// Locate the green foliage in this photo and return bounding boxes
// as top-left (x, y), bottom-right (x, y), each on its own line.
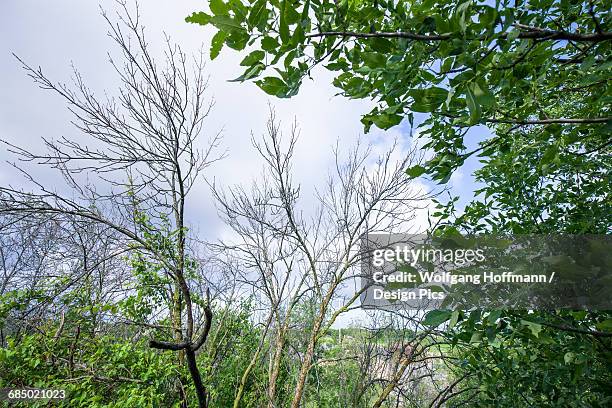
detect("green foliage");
top-left (202, 302), bottom-right (269, 407)
top-left (442, 126), bottom-right (612, 234)
top-left (0, 302), bottom-right (271, 407)
top-left (445, 310), bottom-right (612, 407)
top-left (0, 288), bottom-right (48, 326)
top-left (0, 334), bottom-right (180, 407)
top-left (422, 309), bottom-right (451, 326)
top-left (187, 0), bottom-right (611, 184)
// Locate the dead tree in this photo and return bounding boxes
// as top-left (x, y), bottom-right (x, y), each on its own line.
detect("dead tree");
top-left (0, 2), bottom-right (221, 406)
top-left (211, 112), bottom-right (433, 407)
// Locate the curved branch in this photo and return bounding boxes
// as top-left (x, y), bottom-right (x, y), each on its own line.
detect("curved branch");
top-left (148, 339), bottom-right (189, 351)
top-left (191, 291), bottom-right (213, 352)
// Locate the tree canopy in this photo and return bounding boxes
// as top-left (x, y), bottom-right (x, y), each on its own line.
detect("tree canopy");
top-left (187, 0), bottom-right (611, 187)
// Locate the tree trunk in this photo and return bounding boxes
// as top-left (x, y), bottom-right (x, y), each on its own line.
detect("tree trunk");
top-left (267, 325), bottom-right (287, 408)
top-left (186, 348), bottom-right (208, 408)
top-left (372, 349), bottom-right (412, 408)
top-left (291, 291), bottom-right (335, 408)
top-left (234, 344), bottom-right (262, 408)
top-left (290, 328), bottom-right (318, 408)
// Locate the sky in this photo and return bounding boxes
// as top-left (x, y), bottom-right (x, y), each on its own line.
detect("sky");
top-left (1, 1), bottom-right (484, 325)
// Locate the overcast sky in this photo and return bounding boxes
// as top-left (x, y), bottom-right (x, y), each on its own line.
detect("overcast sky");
top-left (1, 1), bottom-right (483, 325)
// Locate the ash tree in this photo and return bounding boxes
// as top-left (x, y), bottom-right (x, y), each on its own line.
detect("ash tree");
top-left (211, 113), bottom-right (431, 408)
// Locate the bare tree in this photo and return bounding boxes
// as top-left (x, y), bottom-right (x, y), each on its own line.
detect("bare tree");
top-left (211, 112), bottom-right (433, 407)
top-left (0, 209), bottom-right (64, 343)
top-left (0, 2), bottom-right (221, 406)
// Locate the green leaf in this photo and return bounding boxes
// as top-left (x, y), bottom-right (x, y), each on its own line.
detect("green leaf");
top-left (465, 87), bottom-right (481, 124)
top-left (291, 22), bottom-right (305, 46)
top-left (210, 31), bottom-right (227, 60)
top-left (284, 4), bottom-right (301, 25)
top-left (210, 0), bottom-right (229, 16)
top-left (540, 144), bottom-right (558, 166)
top-left (455, 1), bottom-right (472, 33)
top-left (225, 29), bottom-right (250, 50)
top-left (487, 310), bottom-right (502, 323)
top-left (240, 50), bottom-right (265, 66)
top-left (471, 82), bottom-right (495, 107)
top-left (507, 29), bottom-right (520, 42)
top-left (372, 113), bottom-right (402, 130)
top-left (210, 15), bottom-right (243, 33)
top-left (406, 165), bottom-right (427, 178)
top-left (362, 52), bottom-right (386, 68)
top-left (261, 36), bottom-right (279, 52)
top-left (248, 0), bottom-right (268, 28)
top-left (300, 0), bottom-right (311, 23)
top-left (596, 319), bottom-right (612, 332)
top-left (185, 12), bottom-right (212, 25)
top-left (279, 0), bottom-right (290, 43)
top-left (410, 87), bottom-right (448, 113)
top-left (449, 310), bottom-right (461, 329)
top-left (521, 319), bottom-right (543, 337)
top-left (256, 76), bottom-right (288, 97)
top-left (422, 309), bottom-right (452, 326)
top-left (397, 263), bottom-right (419, 274)
top-left (479, 6), bottom-right (498, 28)
top-left (230, 63), bottom-right (265, 82)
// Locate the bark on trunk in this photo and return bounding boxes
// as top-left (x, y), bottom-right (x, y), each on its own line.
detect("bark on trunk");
top-left (372, 349), bottom-right (412, 408)
top-left (291, 292), bottom-right (334, 408)
top-left (186, 348), bottom-right (208, 408)
top-left (267, 325), bottom-right (287, 408)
